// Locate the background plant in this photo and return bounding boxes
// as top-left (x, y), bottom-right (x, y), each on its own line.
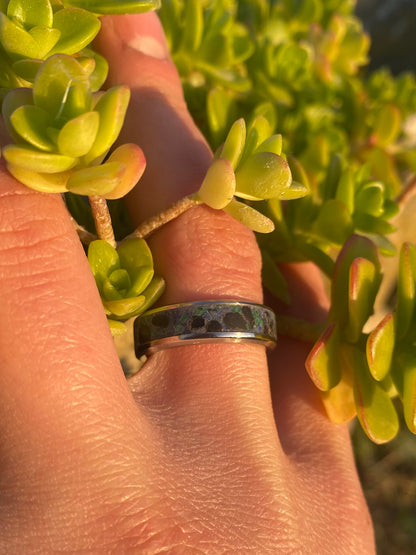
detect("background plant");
top-left (3, 0), bottom-right (416, 445)
top-left (159, 0), bottom-right (416, 444)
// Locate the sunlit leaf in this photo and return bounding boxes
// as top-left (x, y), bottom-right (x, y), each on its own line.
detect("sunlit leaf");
top-left (235, 152), bottom-right (292, 200)
top-left (219, 117), bottom-right (246, 170)
top-left (366, 312), bottom-right (395, 381)
top-left (306, 322), bottom-right (342, 391)
top-left (346, 257), bottom-right (380, 343)
top-left (350, 345), bottom-right (399, 444)
top-left (50, 7), bottom-right (101, 56)
top-left (8, 0), bottom-right (53, 28)
top-left (66, 160), bottom-right (126, 195)
top-left (117, 238), bottom-right (154, 297)
top-left (10, 104), bottom-right (55, 151)
top-left (57, 110), bottom-right (99, 157)
top-left (396, 242), bottom-right (416, 339)
top-left (84, 85), bottom-right (130, 163)
top-left (61, 0), bottom-right (161, 14)
top-left (197, 157), bottom-right (235, 209)
top-left (3, 144), bottom-right (77, 172)
top-left (102, 144), bottom-right (146, 200)
top-left (224, 198), bottom-right (274, 233)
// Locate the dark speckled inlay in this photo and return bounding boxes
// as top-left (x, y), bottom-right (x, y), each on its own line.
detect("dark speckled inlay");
top-left (134, 300), bottom-right (277, 359)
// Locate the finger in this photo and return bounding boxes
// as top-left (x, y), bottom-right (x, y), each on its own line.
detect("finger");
top-left (0, 167), bottom-right (154, 530)
top-left (96, 13), bottom-right (282, 452)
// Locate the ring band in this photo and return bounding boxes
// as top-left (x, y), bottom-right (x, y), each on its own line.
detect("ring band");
top-left (134, 300), bottom-right (277, 359)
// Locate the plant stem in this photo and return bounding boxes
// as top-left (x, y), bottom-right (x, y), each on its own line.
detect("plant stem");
top-left (126, 195), bottom-right (200, 240)
top-left (275, 314), bottom-right (325, 343)
top-left (89, 195), bottom-right (116, 248)
top-left (70, 215), bottom-right (97, 245)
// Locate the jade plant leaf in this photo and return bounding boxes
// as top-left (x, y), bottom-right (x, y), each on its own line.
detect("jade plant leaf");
top-left (50, 7), bottom-right (101, 56)
top-left (33, 54), bottom-right (89, 118)
top-left (66, 161), bottom-right (126, 195)
top-left (219, 117), bottom-right (246, 170)
top-left (2, 144), bottom-right (77, 172)
top-left (197, 157), bottom-right (236, 209)
top-left (61, 0), bottom-right (161, 14)
top-left (306, 322), bottom-right (342, 391)
top-left (345, 257), bottom-right (381, 343)
top-left (84, 85), bottom-right (130, 163)
top-left (235, 151), bottom-right (292, 200)
top-left (10, 104), bottom-right (55, 151)
top-left (366, 312), bottom-right (395, 382)
top-left (57, 110), bottom-right (99, 157)
top-left (396, 242), bottom-right (416, 339)
top-left (224, 199), bottom-right (274, 233)
top-left (102, 143), bottom-right (146, 200)
top-left (349, 344), bottom-right (399, 443)
top-left (7, 0), bottom-right (53, 28)
top-left (117, 238), bottom-right (154, 297)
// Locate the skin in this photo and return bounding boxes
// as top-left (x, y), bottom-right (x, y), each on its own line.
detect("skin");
top-left (0, 13), bottom-right (375, 554)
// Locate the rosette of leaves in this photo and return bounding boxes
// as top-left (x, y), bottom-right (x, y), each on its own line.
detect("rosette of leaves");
top-left (0, 0), bottom-right (103, 91)
top-left (194, 116), bottom-right (308, 233)
top-left (260, 154), bottom-right (399, 286)
top-left (305, 235), bottom-right (400, 444)
top-left (88, 238), bottom-right (165, 335)
top-left (2, 53), bottom-right (145, 198)
top-left (366, 242), bottom-right (416, 436)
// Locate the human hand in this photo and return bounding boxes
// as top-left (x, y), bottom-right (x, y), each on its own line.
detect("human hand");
top-left (0, 12), bottom-right (375, 553)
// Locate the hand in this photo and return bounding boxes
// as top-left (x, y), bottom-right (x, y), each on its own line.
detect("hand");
top-left (0, 13), bottom-right (375, 553)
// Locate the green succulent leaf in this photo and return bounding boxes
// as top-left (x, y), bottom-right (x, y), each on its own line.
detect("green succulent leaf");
top-left (207, 87), bottom-right (236, 148)
top-left (396, 242), bottom-right (416, 339)
top-left (306, 322), bottom-right (342, 391)
top-left (33, 54), bottom-right (89, 119)
top-left (50, 7), bottom-right (101, 56)
top-left (6, 164), bottom-right (72, 192)
top-left (12, 58), bottom-right (42, 82)
top-left (0, 13), bottom-right (42, 60)
top-left (87, 239), bottom-right (120, 294)
top-left (103, 296), bottom-right (146, 318)
top-left (10, 104), bottom-right (55, 151)
top-left (373, 104), bottom-right (402, 147)
top-left (330, 235), bottom-right (381, 328)
top-left (313, 199), bottom-right (353, 245)
top-left (66, 160), bottom-right (126, 195)
top-left (3, 144), bottom-right (77, 172)
top-left (8, 0), bottom-right (53, 28)
top-left (197, 157), bottom-right (235, 209)
top-left (139, 275), bottom-right (165, 314)
top-left (61, 0), bottom-right (161, 14)
top-left (235, 152), bottom-right (292, 200)
top-left (108, 319), bottom-right (127, 336)
top-left (57, 110), bottom-right (99, 157)
top-left (350, 345), bottom-right (399, 444)
top-left (366, 312), bottom-right (395, 382)
top-left (117, 238), bottom-right (154, 297)
top-left (241, 116), bottom-right (273, 163)
top-left (345, 257), bottom-right (381, 344)
top-left (102, 143), bottom-right (146, 200)
top-left (224, 198), bottom-right (274, 233)
top-left (84, 85), bottom-right (130, 163)
top-left (396, 348), bottom-right (416, 434)
top-left (29, 26), bottom-right (61, 58)
top-left (219, 117), bottom-right (246, 170)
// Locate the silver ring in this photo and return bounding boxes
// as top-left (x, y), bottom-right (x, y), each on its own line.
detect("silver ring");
top-left (134, 300), bottom-right (277, 359)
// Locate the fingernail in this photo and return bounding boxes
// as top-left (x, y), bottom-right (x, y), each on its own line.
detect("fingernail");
top-left (111, 13), bottom-right (170, 60)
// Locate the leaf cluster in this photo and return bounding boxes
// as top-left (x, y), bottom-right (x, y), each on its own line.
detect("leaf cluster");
top-left (160, 0), bottom-right (416, 442)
